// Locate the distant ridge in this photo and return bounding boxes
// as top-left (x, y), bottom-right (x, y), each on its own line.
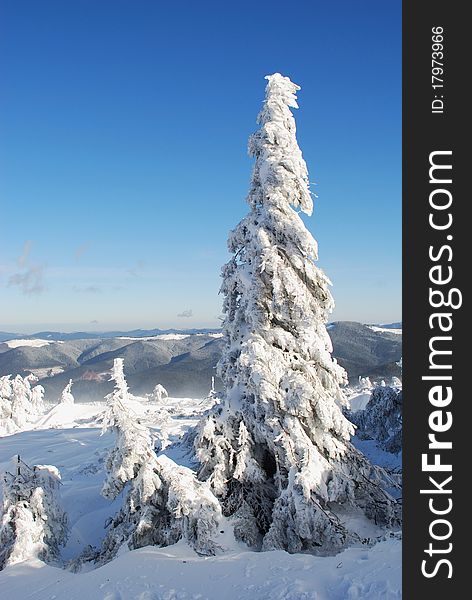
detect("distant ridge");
top-left (0, 332), bottom-right (19, 343)
top-left (0, 328), bottom-right (222, 343)
top-left (0, 322), bottom-right (401, 400)
top-left (0, 323), bottom-right (402, 343)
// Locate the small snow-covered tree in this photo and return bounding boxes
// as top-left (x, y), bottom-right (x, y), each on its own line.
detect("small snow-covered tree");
top-left (97, 359), bottom-right (221, 564)
top-left (358, 376), bottom-right (372, 390)
top-left (196, 376), bottom-right (220, 415)
top-left (153, 408), bottom-right (172, 453)
top-left (10, 376), bottom-right (33, 427)
top-left (195, 73), bottom-right (400, 553)
top-left (149, 383), bottom-right (168, 403)
top-left (146, 383), bottom-right (171, 450)
top-left (0, 375), bottom-right (12, 401)
top-left (0, 374), bottom-right (45, 434)
top-left (0, 457), bottom-right (68, 569)
top-left (59, 380), bottom-right (74, 405)
top-left (30, 383), bottom-right (45, 413)
top-left (0, 377), bottom-right (14, 434)
top-left (101, 359), bottom-right (153, 499)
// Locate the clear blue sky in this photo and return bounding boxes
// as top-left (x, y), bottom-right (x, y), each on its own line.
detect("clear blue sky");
top-left (0, 0), bottom-right (401, 333)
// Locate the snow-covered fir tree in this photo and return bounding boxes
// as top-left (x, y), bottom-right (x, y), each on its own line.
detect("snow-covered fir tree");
top-left (97, 359), bottom-right (221, 564)
top-left (195, 73), bottom-right (400, 553)
top-left (153, 408), bottom-right (172, 453)
top-left (0, 457), bottom-right (68, 569)
top-left (10, 375), bottom-right (35, 427)
top-left (0, 375), bottom-right (13, 402)
top-left (350, 386), bottom-right (402, 454)
top-left (0, 374), bottom-right (45, 434)
top-left (60, 380), bottom-right (74, 405)
top-left (30, 384), bottom-right (45, 412)
top-left (21, 374), bottom-right (44, 417)
top-left (101, 359), bottom-right (154, 500)
top-left (0, 376), bottom-right (14, 435)
top-left (145, 383), bottom-right (171, 450)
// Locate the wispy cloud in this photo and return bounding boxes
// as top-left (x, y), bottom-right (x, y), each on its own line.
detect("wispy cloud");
top-left (127, 259), bottom-right (146, 278)
top-left (177, 309), bottom-right (193, 318)
top-left (18, 241), bottom-right (32, 267)
top-left (9, 264), bottom-right (45, 295)
top-left (75, 243), bottom-right (89, 260)
top-left (72, 285), bottom-right (102, 294)
top-left (8, 242), bottom-right (46, 295)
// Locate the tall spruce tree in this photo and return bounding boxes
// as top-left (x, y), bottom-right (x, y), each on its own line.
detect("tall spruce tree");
top-left (195, 73), bottom-right (400, 553)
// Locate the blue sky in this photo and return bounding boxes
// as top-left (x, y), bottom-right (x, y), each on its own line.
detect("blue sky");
top-left (0, 0), bottom-right (401, 333)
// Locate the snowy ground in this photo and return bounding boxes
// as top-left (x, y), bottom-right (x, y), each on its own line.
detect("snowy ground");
top-left (0, 397), bottom-right (401, 600)
top-left (1, 538), bottom-right (401, 600)
top-left (367, 326), bottom-right (402, 336)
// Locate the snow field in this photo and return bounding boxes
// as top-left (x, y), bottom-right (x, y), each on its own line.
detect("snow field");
top-left (0, 538), bottom-right (401, 600)
top-left (0, 397), bottom-right (401, 599)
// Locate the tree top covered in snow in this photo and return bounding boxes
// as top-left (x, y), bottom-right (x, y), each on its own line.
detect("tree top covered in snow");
top-left (248, 72), bottom-right (313, 217)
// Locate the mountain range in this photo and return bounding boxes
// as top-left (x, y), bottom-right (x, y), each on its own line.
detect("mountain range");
top-left (0, 322), bottom-right (402, 402)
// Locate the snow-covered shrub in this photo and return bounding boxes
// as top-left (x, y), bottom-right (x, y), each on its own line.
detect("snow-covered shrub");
top-left (10, 376), bottom-right (34, 427)
top-left (194, 73), bottom-right (400, 554)
top-left (97, 359), bottom-right (221, 565)
top-left (146, 383), bottom-right (171, 450)
top-left (0, 377), bottom-right (15, 435)
top-left (27, 374), bottom-right (45, 413)
top-left (358, 376), bottom-right (372, 390)
top-left (0, 374), bottom-right (45, 435)
top-left (0, 458), bottom-right (68, 569)
top-left (148, 383), bottom-right (168, 403)
top-left (100, 453), bottom-right (221, 564)
top-left (350, 386), bottom-right (402, 454)
top-left (60, 380), bottom-right (74, 405)
top-left (153, 408), bottom-right (172, 453)
top-left (0, 375), bottom-right (13, 402)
